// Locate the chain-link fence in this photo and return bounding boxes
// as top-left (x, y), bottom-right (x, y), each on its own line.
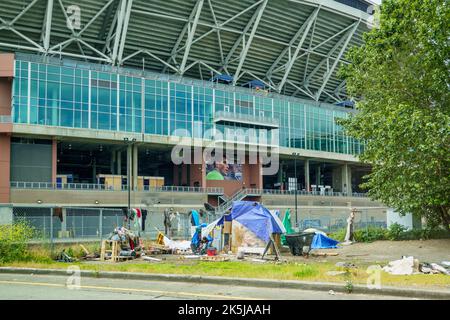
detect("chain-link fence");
top-left (12, 206), bottom-right (386, 242)
top-left (279, 207), bottom-right (387, 233)
top-left (12, 206), bottom-right (221, 243)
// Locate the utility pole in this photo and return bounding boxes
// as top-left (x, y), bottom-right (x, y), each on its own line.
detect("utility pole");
top-left (292, 152), bottom-right (300, 229)
top-left (124, 137), bottom-right (137, 229)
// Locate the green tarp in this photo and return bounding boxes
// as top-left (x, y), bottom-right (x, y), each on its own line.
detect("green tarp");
top-left (281, 209), bottom-right (295, 245)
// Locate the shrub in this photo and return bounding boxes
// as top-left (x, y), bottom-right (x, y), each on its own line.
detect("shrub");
top-left (0, 221), bottom-right (35, 263)
top-left (353, 227), bottom-right (388, 243)
top-left (387, 223), bottom-right (408, 241)
top-left (329, 229), bottom-right (346, 242)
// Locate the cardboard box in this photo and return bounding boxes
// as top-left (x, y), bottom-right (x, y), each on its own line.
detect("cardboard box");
top-left (223, 221), bottom-right (232, 234)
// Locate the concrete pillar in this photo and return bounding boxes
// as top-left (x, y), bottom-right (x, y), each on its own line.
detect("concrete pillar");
top-left (117, 151), bottom-right (122, 176)
top-left (342, 164), bottom-right (352, 195)
top-left (61, 208), bottom-right (67, 232)
top-left (92, 159), bottom-right (97, 183)
top-left (0, 205), bottom-right (13, 224)
top-left (315, 165), bottom-right (321, 186)
top-left (111, 151), bottom-right (116, 175)
top-left (52, 139), bottom-right (57, 183)
top-left (133, 145), bottom-right (138, 191)
top-left (0, 135), bottom-right (10, 203)
top-left (304, 159), bottom-right (310, 191)
top-left (332, 166), bottom-right (342, 192)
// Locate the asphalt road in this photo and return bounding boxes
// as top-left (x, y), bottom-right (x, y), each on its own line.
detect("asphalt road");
top-left (0, 273), bottom-right (419, 300)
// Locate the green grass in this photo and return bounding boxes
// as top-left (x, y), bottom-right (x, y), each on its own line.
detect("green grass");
top-left (1, 242), bottom-right (449, 290)
top-left (2, 259), bottom-right (449, 290)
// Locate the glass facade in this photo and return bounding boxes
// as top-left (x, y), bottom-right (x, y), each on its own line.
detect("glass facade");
top-left (12, 57), bottom-right (364, 155)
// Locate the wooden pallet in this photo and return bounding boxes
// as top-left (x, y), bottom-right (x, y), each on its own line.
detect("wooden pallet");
top-left (200, 256), bottom-right (230, 262)
top-left (100, 240), bottom-right (120, 262)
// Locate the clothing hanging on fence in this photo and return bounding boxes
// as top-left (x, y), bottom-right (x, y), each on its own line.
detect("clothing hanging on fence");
top-left (53, 207), bottom-right (63, 222)
top-left (141, 209), bottom-right (148, 231)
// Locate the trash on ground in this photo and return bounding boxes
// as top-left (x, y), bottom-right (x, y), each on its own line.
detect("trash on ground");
top-left (326, 271), bottom-right (347, 276)
top-left (335, 262), bottom-right (357, 269)
top-left (55, 249), bottom-right (75, 263)
top-left (383, 256), bottom-right (418, 275)
top-left (310, 251), bottom-right (339, 257)
top-left (143, 256), bottom-right (162, 262)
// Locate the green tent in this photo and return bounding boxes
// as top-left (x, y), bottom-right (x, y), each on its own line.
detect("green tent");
top-left (281, 209), bottom-right (295, 245)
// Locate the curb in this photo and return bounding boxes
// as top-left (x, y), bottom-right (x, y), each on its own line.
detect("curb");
top-left (0, 267), bottom-right (448, 299)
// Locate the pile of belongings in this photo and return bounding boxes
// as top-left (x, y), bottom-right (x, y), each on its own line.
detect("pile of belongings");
top-left (382, 256), bottom-right (450, 275)
top-left (191, 223), bottom-right (213, 255)
top-left (108, 226), bottom-right (142, 258)
top-left (55, 249), bottom-right (75, 263)
top-left (303, 228), bottom-right (340, 250)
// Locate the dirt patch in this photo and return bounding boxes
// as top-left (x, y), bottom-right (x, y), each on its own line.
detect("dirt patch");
top-left (285, 239), bottom-right (450, 264)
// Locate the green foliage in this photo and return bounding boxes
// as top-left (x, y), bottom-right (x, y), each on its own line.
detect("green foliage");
top-left (329, 229), bottom-right (347, 242)
top-left (354, 227), bottom-right (388, 243)
top-left (338, 0), bottom-right (450, 229)
top-left (386, 223), bottom-right (408, 241)
top-left (330, 225), bottom-right (449, 243)
top-left (0, 221), bottom-right (35, 263)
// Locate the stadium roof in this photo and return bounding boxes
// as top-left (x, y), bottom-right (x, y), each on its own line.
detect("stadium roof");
top-left (0, 0), bottom-right (375, 103)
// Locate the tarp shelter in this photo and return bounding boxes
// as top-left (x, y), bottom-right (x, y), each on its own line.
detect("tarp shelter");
top-left (281, 209), bottom-right (295, 245)
top-left (310, 233), bottom-right (339, 249)
top-left (218, 201), bottom-right (284, 243)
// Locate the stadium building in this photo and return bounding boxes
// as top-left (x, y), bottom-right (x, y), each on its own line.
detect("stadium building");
top-left (0, 0), bottom-right (388, 239)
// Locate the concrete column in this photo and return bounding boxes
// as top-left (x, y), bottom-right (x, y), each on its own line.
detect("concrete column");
top-left (117, 151), bottom-right (122, 176)
top-left (111, 151), bottom-right (116, 175)
top-left (304, 159), bottom-right (310, 191)
top-left (52, 139), bottom-right (57, 183)
top-left (133, 145), bottom-right (138, 191)
top-left (61, 208), bottom-right (67, 232)
top-left (342, 164), bottom-right (352, 195)
top-left (0, 135), bottom-right (11, 203)
top-left (92, 159), bottom-right (97, 183)
top-left (315, 165), bottom-right (321, 186)
top-left (0, 205), bottom-right (13, 224)
top-left (332, 166), bottom-right (342, 192)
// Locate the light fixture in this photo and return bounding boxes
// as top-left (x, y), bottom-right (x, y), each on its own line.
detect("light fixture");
top-left (99, 145), bottom-right (103, 152)
top-left (68, 144), bottom-right (72, 150)
top-left (36, 200), bottom-right (43, 204)
top-left (95, 200), bottom-right (99, 204)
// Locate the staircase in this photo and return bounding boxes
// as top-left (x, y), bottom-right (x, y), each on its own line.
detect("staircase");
top-left (215, 188), bottom-right (250, 216)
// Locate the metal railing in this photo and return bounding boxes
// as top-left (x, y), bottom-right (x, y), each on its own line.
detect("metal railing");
top-left (11, 181), bottom-right (224, 194)
top-left (0, 115), bottom-right (12, 123)
top-left (214, 111), bottom-right (279, 127)
top-left (262, 189), bottom-right (368, 197)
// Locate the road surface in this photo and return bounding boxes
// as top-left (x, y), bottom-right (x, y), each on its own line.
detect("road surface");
top-left (0, 273), bottom-right (418, 300)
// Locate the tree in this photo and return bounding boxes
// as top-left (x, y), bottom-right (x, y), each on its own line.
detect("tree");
top-left (339, 0), bottom-right (450, 230)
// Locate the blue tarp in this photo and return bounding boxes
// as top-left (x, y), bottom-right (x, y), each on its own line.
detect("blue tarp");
top-left (211, 74), bottom-right (233, 83)
top-left (191, 223), bottom-right (207, 246)
top-left (191, 210), bottom-right (200, 226)
top-left (242, 79), bottom-right (266, 88)
top-left (218, 201), bottom-right (283, 243)
top-left (311, 233), bottom-right (339, 249)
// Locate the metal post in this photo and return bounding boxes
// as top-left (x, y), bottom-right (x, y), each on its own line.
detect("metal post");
top-left (128, 145), bottom-right (131, 229)
top-left (294, 156), bottom-right (298, 228)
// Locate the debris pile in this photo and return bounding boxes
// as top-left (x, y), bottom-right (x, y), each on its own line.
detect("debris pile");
top-left (383, 256), bottom-right (450, 275)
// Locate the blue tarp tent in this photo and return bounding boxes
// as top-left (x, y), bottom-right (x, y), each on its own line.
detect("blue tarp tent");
top-left (311, 233), bottom-right (339, 249)
top-left (218, 201), bottom-right (284, 243)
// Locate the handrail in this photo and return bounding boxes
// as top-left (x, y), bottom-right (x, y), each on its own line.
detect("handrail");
top-left (214, 111), bottom-right (279, 127)
top-left (10, 181), bottom-right (224, 194)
